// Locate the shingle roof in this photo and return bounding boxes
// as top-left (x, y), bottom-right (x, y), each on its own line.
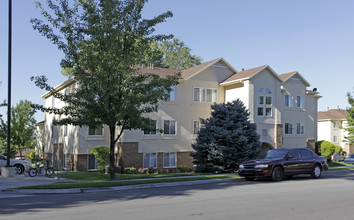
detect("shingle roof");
top-left (136, 67), bottom-right (181, 78)
top-left (279, 71), bottom-right (297, 81)
top-left (221, 65), bottom-right (267, 84)
top-left (318, 109), bottom-right (348, 120)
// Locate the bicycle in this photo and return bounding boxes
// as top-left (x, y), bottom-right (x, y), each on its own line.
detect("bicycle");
top-left (24, 161), bottom-right (55, 178)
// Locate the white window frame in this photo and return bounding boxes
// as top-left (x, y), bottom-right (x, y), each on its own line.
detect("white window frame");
top-left (333, 136), bottom-right (338, 143)
top-left (193, 87), bottom-right (217, 103)
top-left (285, 95), bottom-right (293, 107)
top-left (143, 120), bottom-right (158, 136)
top-left (296, 96), bottom-right (304, 108)
top-left (88, 127), bottom-right (103, 136)
top-left (257, 88), bottom-right (272, 117)
top-left (143, 153), bottom-right (157, 168)
top-left (165, 85), bottom-right (177, 101)
top-left (163, 120), bottom-right (177, 135)
top-left (163, 152), bottom-right (177, 168)
top-left (296, 122), bottom-right (305, 135)
top-left (284, 123), bottom-right (293, 135)
top-left (193, 120), bottom-right (200, 135)
top-left (332, 121), bottom-right (339, 129)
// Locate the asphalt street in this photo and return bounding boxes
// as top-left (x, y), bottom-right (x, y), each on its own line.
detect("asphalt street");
top-left (1, 170), bottom-right (354, 220)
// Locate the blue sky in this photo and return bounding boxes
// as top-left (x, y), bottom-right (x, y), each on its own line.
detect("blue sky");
top-left (1, 0), bottom-right (354, 121)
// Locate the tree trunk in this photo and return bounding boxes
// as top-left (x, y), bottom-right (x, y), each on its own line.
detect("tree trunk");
top-left (109, 126), bottom-right (116, 180)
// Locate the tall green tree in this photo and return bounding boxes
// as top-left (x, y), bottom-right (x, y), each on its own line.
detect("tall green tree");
top-left (191, 100), bottom-right (260, 172)
top-left (344, 90), bottom-right (354, 145)
top-left (30, 0), bottom-right (179, 179)
top-left (159, 38), bottom-right (202, 70)
top-left (0, 100), bottom-right (36, 158)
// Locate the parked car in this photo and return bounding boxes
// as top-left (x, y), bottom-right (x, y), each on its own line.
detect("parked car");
top-left (238, 148), bottom-right (328, 181)
top-left (344, 154), bottom-right (354, 164)
top-left (0, 154), bottom-right (29, 175)
top-left (331, 153), bottom-right (346, 162)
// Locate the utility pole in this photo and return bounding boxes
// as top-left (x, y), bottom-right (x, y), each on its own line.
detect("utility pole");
top-left (6, 0), bottom-right (12, 167)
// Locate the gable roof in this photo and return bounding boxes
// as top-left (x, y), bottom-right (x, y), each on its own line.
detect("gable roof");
top-left (318, 109), bottom-right (348, 120)
top-left (220, 65), bottom-right (283, 86)
top-left (280, 71), bottom-right (310, 87)
top-left (181, 58), bottom-right (237, 80)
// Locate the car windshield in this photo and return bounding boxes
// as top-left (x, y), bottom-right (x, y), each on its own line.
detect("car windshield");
top-left (258, 149), bottom-right (289, 159)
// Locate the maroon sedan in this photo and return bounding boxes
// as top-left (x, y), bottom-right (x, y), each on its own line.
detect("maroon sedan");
top-left (238, 148), bottom-right (328, 181)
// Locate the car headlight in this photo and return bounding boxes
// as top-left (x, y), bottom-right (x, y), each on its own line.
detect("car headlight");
top-left (255, 164), bottom-right (268, 168)
top-left (239, 164), bottom-right (244, 169)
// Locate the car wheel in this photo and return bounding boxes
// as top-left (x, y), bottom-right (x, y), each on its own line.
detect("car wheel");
top-left (311, 164), bottom-right (322, 179)
top-left (272, 166), bottom-right (283, 181)
top-left (14, 164), bottom-right (24, 174)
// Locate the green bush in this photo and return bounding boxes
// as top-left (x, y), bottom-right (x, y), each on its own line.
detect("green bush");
top-left (334, 145), bottom-right (343, 154)
top-left (90, 146), bottom-right (109, 173)
top-left (138, 168), bottom-right (148, 174)
top-left (157, 169), bottom-right (168, 174)
top-left (317, 140), bottom-right (335, 160)
top-left (177, 165), bottom-right (188, 173)
top-left (124, 167), bottom-right (137, 174)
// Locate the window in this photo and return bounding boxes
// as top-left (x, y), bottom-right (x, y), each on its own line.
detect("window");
top-left (143, 120), bottom-right (157, 135)
top-left (194, 87), bottom-right (217, 103)
top-left (63, 154), bottom-right (67, 169)
top-left (88, 154), bottom-right (98, 170)
top-left (143, 153), bottom-right (157, 168)
top-left (164, 120), bottom-right (176, 135)
top-left (193, 120), bottom-right (200, 135)
top-left (285, 123), bottom-right (293, 134)
top-left (88, 127), bottom-right (103, 136)
top-left (163, 152), bottom-right (177, 168)
top-left (262, 129), bottom-right (267, 137)
top-left (300, 149), bottom-right (314, 159)
top-left (332, 121), bottom-right (338, 128)
top-left (296, 96), bottom-right (304, 108)
top-left (285, 95), bottom-right (293, 107)
top-left (165, 85), bottom-right (177, 101)
top-left (296, 123), bottom-right (304, 135)
top-left (333, 136), bottom-right (338, 143)
top-left (257, 88), bottom-right (272, 117)
top-left (289, 149), bottom-right (301, 159)
top-left (51, 125), bottom-right (54, 138)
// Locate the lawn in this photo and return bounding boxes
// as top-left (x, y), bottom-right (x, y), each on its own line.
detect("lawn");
top-left (328, 161), bottom-right (352, 167)
top-left (16, 172), bottom-right (239, 189)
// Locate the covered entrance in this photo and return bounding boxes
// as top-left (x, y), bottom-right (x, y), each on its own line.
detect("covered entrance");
top-left (260, 142), bottom-right (273, 156)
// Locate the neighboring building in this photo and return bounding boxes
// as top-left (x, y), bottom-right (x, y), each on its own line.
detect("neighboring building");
top-left (318, 109), bottom-right (353, 155)
top-left (38, 58), bottom-right (321, 171)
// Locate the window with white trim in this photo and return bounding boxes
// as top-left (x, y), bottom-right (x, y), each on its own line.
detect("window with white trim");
top-left (285, 95), bottom-right (293, 107)
top-left (285, 123), bottom-right (293, 134)
top-left (296, 123), bottom-right (304, 134)
top-left (63, 125), bottom-right (68, 137)
top-left (296, 96), bottom-right (304, 108)
top-left (143, 153), bottom-right (157, 168)
top-left (163, 152), bottom-right (177, 168)
top-left (333, 136), bottom-right (338, 143)
top-left (165, 85), bottom-right (177, 101)
top-left (193, 120), bottom-right (200, 135)
top-left (257, 88), bottom-right (272, 117)
top-left (193, 88), bottom-right (217, 103)
top-left (332, 121), bottom-right (338, 128)
top-left (164, 120), bottom-right (176, 135)
top-left (88, 127), bottom-right (103, 136)
top-left (143, 120), bottom-right (157, 135)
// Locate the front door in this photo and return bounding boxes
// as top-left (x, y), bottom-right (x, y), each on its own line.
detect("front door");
top-left (53, 143), bottom-right (64, 170)
top-left (283, 149), bottom-right (302, 175)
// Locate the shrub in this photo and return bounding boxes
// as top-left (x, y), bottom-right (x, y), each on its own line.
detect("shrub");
top-left (90, 146), bottom-right (109, 173)
top-left (138, 168), bottom-right (148, 174)
top-left (157, 169), bottom-right (168, 174)
top-left (317, 140), bottom-right (335, 160)
top-left (124, 167), bottom-right (137, 174)
top-left (147, 166), bottom-right (155, 174)
top-left (334, 145), bottom-right (343, 154)
top-left (177, 165), bottom-right (188, 173)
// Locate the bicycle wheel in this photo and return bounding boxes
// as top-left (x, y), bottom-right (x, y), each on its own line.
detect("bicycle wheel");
top-left (46, 167), bottom-right (55, 177)
top-left (28, 168), bottom-right (37, 177)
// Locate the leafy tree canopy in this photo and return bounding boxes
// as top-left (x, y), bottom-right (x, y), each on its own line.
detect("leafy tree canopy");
top-left (344, 90), bottom-right (354, 145)
top-left (30, 0), bottom-right (179, 179)
top-left (191, 100), bottom-right (260, 173)
top-left (0, 100), bottom-right (36, 158)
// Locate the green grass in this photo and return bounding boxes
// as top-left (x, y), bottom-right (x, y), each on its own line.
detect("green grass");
top-left (16, 174), bottom-right (239, 189)
top-left (328, 161), bottom-right (352, 167)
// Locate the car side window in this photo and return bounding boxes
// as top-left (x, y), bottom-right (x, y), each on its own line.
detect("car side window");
top-left (300, 149), bottom-right (313, 159)
top-left (289, 149), bottom-right (301, 159)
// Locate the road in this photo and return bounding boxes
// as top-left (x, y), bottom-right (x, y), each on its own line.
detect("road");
top-left (1, 171), bottom-right (354, 220)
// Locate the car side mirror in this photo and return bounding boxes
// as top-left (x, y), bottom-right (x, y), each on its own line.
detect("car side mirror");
top-left (287, 155), bottom-right (294, 159)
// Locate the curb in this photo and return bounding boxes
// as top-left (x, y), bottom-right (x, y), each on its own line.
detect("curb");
top-left (3, 178), bottom-right (236, 195)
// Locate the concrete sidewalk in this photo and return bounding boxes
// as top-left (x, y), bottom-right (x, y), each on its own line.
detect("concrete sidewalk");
top-left (0, 174), bottom-right (71, 192)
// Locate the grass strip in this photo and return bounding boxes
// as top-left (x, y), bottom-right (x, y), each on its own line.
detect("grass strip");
top-left (328, 162), bottom-right (352, 167)
top-left (326, 167), bottom-right (354, 171)
top-left (16, 174), bottom-right (239, 189)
